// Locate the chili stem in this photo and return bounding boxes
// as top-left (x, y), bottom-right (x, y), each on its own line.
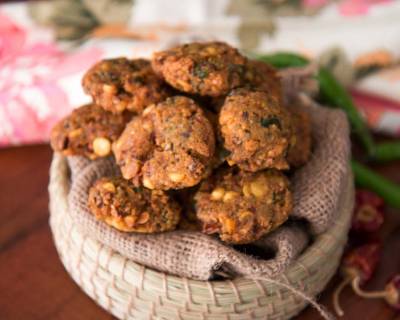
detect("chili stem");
top-left (333, 276), bottom-right (352, 317)
top-left (351, 277), bottom-right (388, 299)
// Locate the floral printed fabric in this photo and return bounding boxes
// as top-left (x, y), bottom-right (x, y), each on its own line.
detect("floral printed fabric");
top-left (1, 0), bottom-right (400, 147)
top-left (0, 7), bottom-right (102, 146)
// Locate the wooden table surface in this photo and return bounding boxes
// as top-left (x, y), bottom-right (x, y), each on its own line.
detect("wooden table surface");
top-left (0, 144), bottom-right (399, 320)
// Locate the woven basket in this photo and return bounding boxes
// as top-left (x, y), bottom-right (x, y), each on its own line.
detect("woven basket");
top-left (49, 153), bottom-right (354, 320)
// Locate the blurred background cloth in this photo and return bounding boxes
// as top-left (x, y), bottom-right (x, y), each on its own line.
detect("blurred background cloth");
top-left (2, 0), bottom-right (400, 146)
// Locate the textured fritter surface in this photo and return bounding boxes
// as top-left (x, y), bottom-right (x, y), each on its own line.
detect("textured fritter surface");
top-left (82, 58), bottom-right (171, 114)
top-left (50, 103), bottom-right (129, 159)
top-left (88, 177), bottom-right (181, 233)
top-left (219, 89), bottom-right (292, 171)
top-left (152, 42), bottom-right (247, 96)
top-left (287, 106), bottom-right (312, 168)
top-left (195, 167), bottom-right (292, 244)
top-left (113, 96), bottom-right (216, 190)
top-left (244, 60), bottom-right (282, 99)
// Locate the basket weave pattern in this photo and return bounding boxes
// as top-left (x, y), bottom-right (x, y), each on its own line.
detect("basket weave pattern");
top-left (49, 154), bottom-right (353, 320)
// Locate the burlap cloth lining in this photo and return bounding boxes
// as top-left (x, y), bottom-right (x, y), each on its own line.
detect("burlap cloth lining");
top-left (67, 98), bottom-right (350, 281)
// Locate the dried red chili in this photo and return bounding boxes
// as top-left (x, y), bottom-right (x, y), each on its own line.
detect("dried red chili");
top-left (333, 241), bottom-right (382, 316)
top-left (341, 241), bottom-right (381, 283)
top-left (350, 274), bottom-right (400, 311)
top-left (356, 189), bottom-right (385, 208)
top-left (351, 189), bottom-right (384, 233)
top-left (384, 274), bottom-right (400, 310)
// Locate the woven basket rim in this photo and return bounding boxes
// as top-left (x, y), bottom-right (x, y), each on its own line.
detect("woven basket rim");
top-left (49, 153), bottom-right (353, 288)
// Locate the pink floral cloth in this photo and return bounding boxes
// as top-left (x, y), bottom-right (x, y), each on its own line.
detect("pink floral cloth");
top-left (338, 0), bottom-right (392, 16)
top-left (0, 13), bottom-right (102, 146)
top-left (351, 90), bottom-right (400, 136)
top-left (1, 0), bottom-right (400, 147)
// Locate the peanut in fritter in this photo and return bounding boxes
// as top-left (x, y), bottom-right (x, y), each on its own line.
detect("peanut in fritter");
top-left (195, 167), bottom-right (292, 244)
top-left (50, 103), bottom-right (130, 159)
top-left (82, 58), bottom-right (172, 114)
top-left (113, 96), bottom-right (216, 190)
top-left (88, 177), bottom-right (181, 233)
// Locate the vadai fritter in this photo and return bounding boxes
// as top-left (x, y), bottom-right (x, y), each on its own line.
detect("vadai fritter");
top-left (287, 106), bottom-right (312, 168)
top-left (82, 58), bottom-right (171, 114)
top-left (195, 167), bottom-right (292, 244)
top-left (88, 177), bottom-right (181, 233)
top-left (113, 96), bottom-right (216, 190)
top-left (196, 60), bottom-right (281, 112)
top-left (219, 89), bottom-right (292, 171)
top-left (244, 60), bottom-right (282, 99)
top-left (152, 42), bottom-right (247, 96)
top-left (50, 103), bottom-right (129, 159)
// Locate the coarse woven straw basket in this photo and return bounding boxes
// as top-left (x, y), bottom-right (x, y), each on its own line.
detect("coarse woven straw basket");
top-left (49, 153), bottom-right (354, 320)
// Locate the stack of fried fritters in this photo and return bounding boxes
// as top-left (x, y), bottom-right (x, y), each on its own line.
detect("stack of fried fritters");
top-left (50, 42), bottom-right (311, 244)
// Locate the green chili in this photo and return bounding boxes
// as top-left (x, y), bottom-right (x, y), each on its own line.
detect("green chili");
top-left (352, 160), bottom-right (400, 209)
top-left (257, 53), bottom-right (400, 207)
top-left (372, 142), bottom-right (400, 162)
top-left (256, 52), bottom-right (376, 156)
top-left (316, 68), bottom-right (376, 156)
top-left (256, 52), bottom-right (309, 68)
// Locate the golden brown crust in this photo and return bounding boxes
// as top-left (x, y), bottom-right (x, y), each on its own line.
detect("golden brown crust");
top-left (201, 61), bottom-right (281, 112)
top-left (88, 177), bottom-right (181, 233)
top-left (152, 42), bottom-right (247, 96)
top-left (82, 58), bottom-right (171, 114)
top-left (113, 96), bottom-right (216, 190)
top-left (50, 42), bottom-right (314, 242)
top-left (287, 106), bottom-right (312, 168)
top-left (50, 103), bottom-right (129, 159)
top-left (219, 89), bottom-right (292, 171)
top-left (244, 60), bottom-right (282, 99)
top-left (195, 167), bottom-right (292, 244)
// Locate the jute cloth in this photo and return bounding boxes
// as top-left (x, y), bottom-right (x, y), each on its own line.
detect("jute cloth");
top-left (67, 106), bottom-right (350, 281)
top-left (65, 66), bottom-right (351, 281)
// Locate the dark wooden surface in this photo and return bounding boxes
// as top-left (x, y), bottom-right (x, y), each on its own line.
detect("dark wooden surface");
top-left (0, 144), bottom-right (399, 320)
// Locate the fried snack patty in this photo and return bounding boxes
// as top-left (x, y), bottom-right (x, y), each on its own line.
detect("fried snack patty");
top-left (82, 58), bottom-right (171, 114)
top-left (152, 42), bottom-right (247, 96)
top-left (244, 60), bottom-right (282, 99)
top-left (113, 96), bottom-right (216, 190)
top-left (219, 89), bottom-right (292, 171)
top-left (287, 106), bottom-right (312, 168)
top-left (195, 167), bottom-right (292, 244)
top-left (50, 103), bottom-right (129, 159)
top-left (88, 177), bottom-right (181, 233)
